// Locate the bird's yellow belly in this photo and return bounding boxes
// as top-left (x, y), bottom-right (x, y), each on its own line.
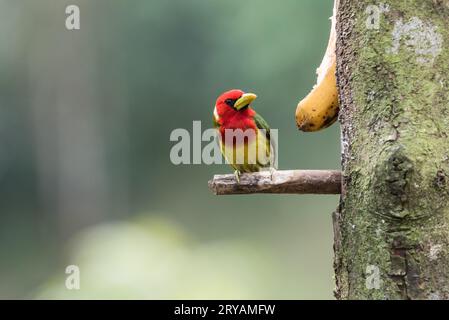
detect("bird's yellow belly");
top-left (220, 130), bottom-right (271, 172)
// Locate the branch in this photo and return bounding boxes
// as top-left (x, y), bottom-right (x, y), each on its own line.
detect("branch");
top-left (208, 170), bottom-right (341, 195)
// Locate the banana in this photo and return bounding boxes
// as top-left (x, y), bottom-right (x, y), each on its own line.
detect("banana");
top-left (295, 62), bottom-right (338, 131)
top-left (295, 0), bottom-right (339, 132)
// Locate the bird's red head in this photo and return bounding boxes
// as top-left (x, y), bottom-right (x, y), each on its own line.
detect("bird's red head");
top-left (215, 89), bottom-right (257, 111)
top-left (215, 89), bottom-right (245, 109)
top-left (214, 89), bottom-right (257, 123)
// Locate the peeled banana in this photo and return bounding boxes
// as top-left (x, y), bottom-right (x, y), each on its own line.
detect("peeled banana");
top-left (295, 0), bottom-right (339, 132)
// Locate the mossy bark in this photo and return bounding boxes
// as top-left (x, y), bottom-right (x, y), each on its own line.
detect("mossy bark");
top-left (334, 0), bottom-right (449, 299)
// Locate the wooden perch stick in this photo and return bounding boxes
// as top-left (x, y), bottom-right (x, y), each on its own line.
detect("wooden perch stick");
top-left (208, 170), bottom-right (341, 195)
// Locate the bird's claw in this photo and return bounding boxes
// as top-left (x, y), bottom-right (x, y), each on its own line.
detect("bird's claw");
top-left (234, 170), bottom-right (241, 183)
top-left (269, 167), bottom-right (276, 181)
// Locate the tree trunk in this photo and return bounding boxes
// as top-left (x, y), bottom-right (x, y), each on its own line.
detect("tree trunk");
top-left (334, 0), bottom-right (449, 299)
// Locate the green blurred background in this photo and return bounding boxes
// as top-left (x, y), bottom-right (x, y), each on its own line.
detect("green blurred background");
top-left (0, 0), bottom-right (340, 299)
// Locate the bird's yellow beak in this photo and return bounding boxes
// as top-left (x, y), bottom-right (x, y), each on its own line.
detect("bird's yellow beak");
top-left (234, 93), bottom-right (257, 110)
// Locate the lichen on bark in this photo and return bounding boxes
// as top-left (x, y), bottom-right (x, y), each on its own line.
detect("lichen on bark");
top-left (334, 0), bottom-right (449, 299)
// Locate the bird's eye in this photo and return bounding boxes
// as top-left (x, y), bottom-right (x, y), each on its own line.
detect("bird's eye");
top-left (225, 99), bottom-right (236, 106)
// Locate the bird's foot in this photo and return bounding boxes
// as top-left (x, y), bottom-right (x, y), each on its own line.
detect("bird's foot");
top-left (234, 170), bottom-right (241, 183)
top-left (269, 167), bottom-right (277, 181)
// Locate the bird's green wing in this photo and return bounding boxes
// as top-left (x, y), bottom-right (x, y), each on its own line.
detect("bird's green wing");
top-left (254, 113), bottom-right (270, 137)
top-left (254, 113), bottom-right (275, 168)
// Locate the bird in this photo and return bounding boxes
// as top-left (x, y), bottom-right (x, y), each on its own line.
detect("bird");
top-left (213, 89), bottom-right (274, 182)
